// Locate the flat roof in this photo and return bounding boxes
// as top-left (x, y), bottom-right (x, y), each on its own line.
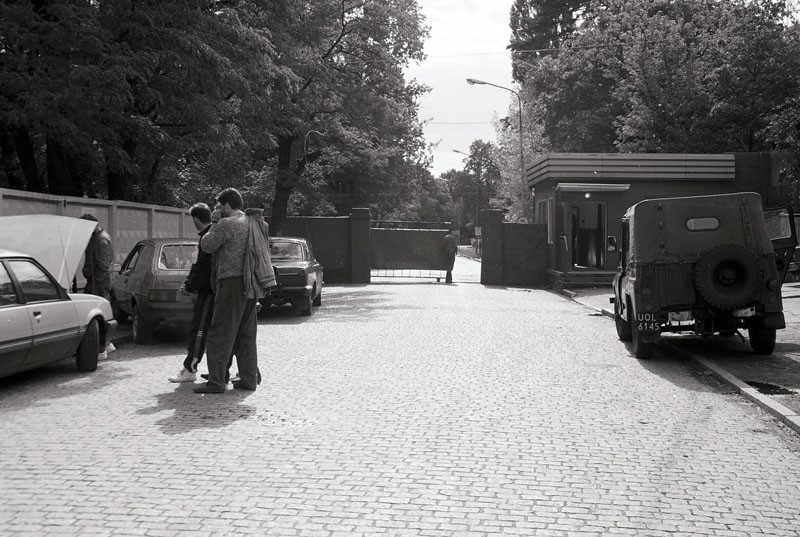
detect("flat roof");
top-left (527, 153), bottom-right (736, 188)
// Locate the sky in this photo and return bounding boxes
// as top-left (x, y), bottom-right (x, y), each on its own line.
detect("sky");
top-left (405, 0), bottom-right (517, 177)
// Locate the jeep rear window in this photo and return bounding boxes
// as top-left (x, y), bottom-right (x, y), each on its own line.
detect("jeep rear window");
top-left (686, 217), bottom-right (719, 231)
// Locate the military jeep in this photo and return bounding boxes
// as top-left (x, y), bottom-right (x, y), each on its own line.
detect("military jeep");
top-left (611, 192), bottom-right (796, 358)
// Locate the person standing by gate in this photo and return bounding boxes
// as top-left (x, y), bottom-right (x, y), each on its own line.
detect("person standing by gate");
top-left (194, 188), bottom-right (265, 394)
top-left (169, 203), bottom-right (214, 383)
top-left (442, 227), bottom-right (458, 284)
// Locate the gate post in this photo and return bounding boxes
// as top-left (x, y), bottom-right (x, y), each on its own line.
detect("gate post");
top-left (350, 208), bottom-right (371, 283)
top-left (480, 209), bottom-right (503, 285)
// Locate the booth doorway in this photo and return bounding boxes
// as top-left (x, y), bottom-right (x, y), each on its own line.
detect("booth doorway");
top-left (570, 202), bottom-right (606, 270)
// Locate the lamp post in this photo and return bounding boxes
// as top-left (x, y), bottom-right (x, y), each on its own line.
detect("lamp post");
top-left (303, 129), bottom-right (325, 161)
top-left (466, 78), bottom-right (527, 220)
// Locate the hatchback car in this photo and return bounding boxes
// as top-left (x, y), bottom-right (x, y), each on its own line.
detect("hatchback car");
top-left (111, 238), bottom-right (197, 343)
top-left (0, 215), bottom-right (117, 378)
top-left (264, 237), bottom-right (323, 316)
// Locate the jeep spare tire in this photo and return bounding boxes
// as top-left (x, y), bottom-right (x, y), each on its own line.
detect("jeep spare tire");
top-left (693, 244), bottom-right (762, 310)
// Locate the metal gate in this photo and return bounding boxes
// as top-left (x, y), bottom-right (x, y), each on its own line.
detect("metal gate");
top-left (370, 221), bottom-right (452, 280)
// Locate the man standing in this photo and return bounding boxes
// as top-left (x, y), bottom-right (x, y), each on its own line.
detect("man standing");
top-left (442, 227), bottom-right (458, 284)
top-left (79, 214), bottom-right (113, 300)
top-left (169, 203), bottom-right (214, 383)
top-left (194, 188), bottom-right (260, 394)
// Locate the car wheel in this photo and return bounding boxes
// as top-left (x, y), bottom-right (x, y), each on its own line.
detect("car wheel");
top-left (749, 323), bottom-right (776, 355)
top-left (694, 244), bottom-right (762, 310)
top-left (132, 303), bottom-right (152, 344)
top-left (615, 298), bottom-right (632, 342)
top-left (312, 287), bottom-right (322, 307)
top-left (110, 292), bottom-right (128, 323)
top-left (76, 318), bottom-right (99, 372)
top-left (298, 295), bottom-right (312, 316)
top-left (630, 315), bottom-right (654, 359)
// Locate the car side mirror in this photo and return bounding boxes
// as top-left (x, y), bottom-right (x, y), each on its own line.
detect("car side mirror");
top-left (607, 236), bottom-right (618, 252)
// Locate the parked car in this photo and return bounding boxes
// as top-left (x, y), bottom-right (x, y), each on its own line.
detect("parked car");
top-left (0, 215), bottom-right (117, 378)
top-left (264, 237), bottom-right (323, 316)
top-left (111, 238), bottom-right (197, 343)
top-left (611, 192), bottom-right (796, 358)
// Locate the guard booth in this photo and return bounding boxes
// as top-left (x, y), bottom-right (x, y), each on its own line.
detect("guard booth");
top-left (527, 152), bottom-right (787, 290)
top-left (370, 221), bottom-right (453, 281)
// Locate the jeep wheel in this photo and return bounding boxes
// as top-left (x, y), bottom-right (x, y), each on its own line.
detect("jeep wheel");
top-left (630, 316), bottom-right (654, 359)
top-left (749, 323), bottom-right (776, 355)
top-left (694, 244), bottom-right (762, 310)
top-left (615, 300), bottom-right (632, 342)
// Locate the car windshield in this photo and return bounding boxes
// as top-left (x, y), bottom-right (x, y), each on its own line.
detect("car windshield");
top-left (157, 244), bottom-right (195, 270)
top-left (270, 242), bottom-right (304, 260)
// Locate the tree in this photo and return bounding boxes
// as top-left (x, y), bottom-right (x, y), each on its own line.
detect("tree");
top-left (509, 0), bottom-right (590, 81)
top-left (257, 0), bottom-right (429, 234)
top-left (514, 0), bottom-right (800, 154)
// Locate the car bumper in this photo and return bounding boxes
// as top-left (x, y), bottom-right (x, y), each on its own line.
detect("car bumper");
top-left (139, 301), bottom-right (194, 325)
top-left (273, 284), bottom-right (314, 298)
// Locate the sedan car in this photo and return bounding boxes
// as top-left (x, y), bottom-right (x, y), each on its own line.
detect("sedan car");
top-left (111, 238), bottom-right (197, 343)
top-left (0, 215), bottom-right (117, 379)
top-left (264, 237), bottom-right (323, 316)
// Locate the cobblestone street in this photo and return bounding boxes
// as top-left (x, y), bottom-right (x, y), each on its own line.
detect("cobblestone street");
top-left (2, 263), bottom-right (800, 536)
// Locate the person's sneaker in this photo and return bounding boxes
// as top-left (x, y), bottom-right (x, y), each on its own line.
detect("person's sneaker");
top-left (168, 368), bottom-right (197, 383)
top-left (105, 342), bottom-right (116, 353)
top-left (98, 351), bottom-right (108, 361)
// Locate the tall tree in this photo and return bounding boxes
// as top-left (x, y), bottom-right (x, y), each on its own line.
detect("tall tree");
top-left (256, 0), bottom-right (428, 234)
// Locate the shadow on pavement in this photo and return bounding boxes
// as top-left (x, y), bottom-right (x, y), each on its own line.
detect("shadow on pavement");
top-left (137, 384), bottom-right (257, 434)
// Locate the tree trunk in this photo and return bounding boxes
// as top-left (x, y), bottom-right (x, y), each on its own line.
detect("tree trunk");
top-left (46, 137), bottom-right (83, 196)
top-left (269, 134), bottom-right (299, 236)
top-left (0, 129), bottom-right (25, 189)
top-left (12, 127), bottom-right (44, 193)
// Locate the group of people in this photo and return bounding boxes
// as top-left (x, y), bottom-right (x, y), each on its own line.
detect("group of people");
top-left (167, 187), bottom-right (275, 394)
top-left (80, 188), bottom-right (274, 393)
top-left (82, 188), bottom-right (456, 390)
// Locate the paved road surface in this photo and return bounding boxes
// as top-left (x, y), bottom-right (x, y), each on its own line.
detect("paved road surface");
top-left (1, 265), bottom-right (800, 536)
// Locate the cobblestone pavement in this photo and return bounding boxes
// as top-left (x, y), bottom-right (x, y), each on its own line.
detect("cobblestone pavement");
top-left (571, 282), bottom-right (800, 418)
top-left (2, 279), bottom-right (800, 536)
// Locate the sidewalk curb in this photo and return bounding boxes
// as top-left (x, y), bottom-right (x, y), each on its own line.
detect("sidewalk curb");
top-left (663, 341), bottom-right (800, 436)
top-left (566, 293), bottom-right (800, 436)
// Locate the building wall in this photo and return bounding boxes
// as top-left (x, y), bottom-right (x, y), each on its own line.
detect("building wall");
top-left (527, 152), bottom-right (778, 274)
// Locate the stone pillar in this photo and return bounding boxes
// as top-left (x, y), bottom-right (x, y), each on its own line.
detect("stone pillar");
top-left (480, 209), bottom-right (503, 285)
top-left (350, 208), bottom-right (371, 283)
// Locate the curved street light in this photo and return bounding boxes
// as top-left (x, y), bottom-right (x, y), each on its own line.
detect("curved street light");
top-left (303, 129), bottom-right (325, 160)
top-left (466, 78), bottom-right (528, 220)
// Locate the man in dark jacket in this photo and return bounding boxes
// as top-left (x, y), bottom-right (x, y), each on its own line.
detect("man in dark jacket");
top-left (79, 214), bottom-right (113, 300)
top-left (169, 203), bottom-right (215, 383)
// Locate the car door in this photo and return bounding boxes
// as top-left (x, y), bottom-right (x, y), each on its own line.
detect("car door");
top-left (0, 261), bottom-right (32, 375)
top-left (763, 207), bottom-right (798, 284)
top-left (8, 258), bottom-right (81, 367)
top-left (115, 242), bottom-right (146, 314)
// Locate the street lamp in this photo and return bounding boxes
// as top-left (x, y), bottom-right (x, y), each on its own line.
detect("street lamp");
top-left (466, 78), bottom-right (528, 220)
top-left (303, 129), bottom-right (325, 160)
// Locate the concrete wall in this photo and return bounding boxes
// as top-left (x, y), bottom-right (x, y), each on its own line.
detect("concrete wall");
top-left (481, 209), bottom-right (548, 286)
top-left (0, 187), bottom-right (371, 283)
top-left (282, 216), bottom-right (352, 284)
top-left (0, 188), bottom-right (193, 268)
